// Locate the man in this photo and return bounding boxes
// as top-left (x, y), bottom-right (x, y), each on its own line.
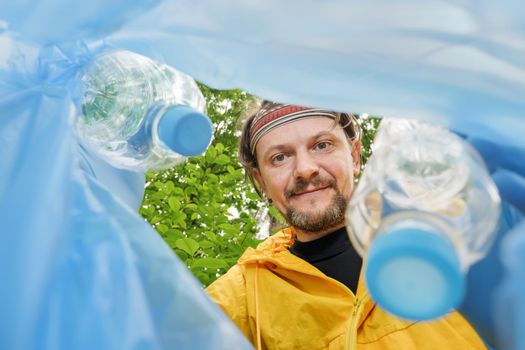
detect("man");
top-left (207, 101), bottom-right (486, 349)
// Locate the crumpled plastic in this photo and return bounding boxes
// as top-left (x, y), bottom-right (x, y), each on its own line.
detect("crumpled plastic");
top-left (1, 1), bottom-right (524, 349)
top-left (0, 37), bottom-right (252, 350)
top-left (104, 0), bottom-right (525, 149)
top-left (463, 139), bottom-right (525, 349)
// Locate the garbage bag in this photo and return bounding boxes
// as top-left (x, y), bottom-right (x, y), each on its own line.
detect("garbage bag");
top-left (107, 0), bottom-right (525, 149)
top-left (0, 37), bottom-right (252, 350)
top-left (1, 1), bottom-right (525, 349)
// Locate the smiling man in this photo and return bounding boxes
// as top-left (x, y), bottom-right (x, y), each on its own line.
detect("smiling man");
top-left (206, 101), bottom-right (486, 350)
top-left (252, 111), bottom-right (360, 240)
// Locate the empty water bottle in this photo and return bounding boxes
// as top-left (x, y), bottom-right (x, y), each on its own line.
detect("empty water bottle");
top-left (346, 118), bottom-right (501, 320)
top-left (75, 50), bottom-right (213, 171)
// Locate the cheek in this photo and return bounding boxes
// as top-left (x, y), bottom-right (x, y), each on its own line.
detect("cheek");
top-left (341, 173), bottom-right (354, 193)
top-left (331, 162), bottom-right (355, 193)
top-left (264, 170), bottom-right (290, 196)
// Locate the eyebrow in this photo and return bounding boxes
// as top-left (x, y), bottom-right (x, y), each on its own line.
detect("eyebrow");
top-left (260, 130), bottom-right (337, 160)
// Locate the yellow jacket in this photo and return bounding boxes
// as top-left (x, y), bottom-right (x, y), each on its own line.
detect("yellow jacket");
top-left (207, 228), bottom-right (487, 350)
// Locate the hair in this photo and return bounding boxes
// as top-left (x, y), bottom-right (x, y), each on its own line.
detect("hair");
top-left (238, 100), bottom-right (361, 197)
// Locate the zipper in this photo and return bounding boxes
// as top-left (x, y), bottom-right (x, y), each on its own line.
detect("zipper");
top-left (344, 293), bottom-right (370, 350)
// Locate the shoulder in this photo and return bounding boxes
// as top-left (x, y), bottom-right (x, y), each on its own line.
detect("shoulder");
top-left (241, 227), bottom-right (295, 259)
top-left (206, 227), bottom-right (295, 313)
top-left (207, 264), bottom-right (246, 302)
top-left (207, 227), bottom-right (293, 294)
top-left (206, 227), bottom-right (294, 313)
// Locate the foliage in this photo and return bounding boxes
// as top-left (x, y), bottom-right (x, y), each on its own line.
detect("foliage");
top-left (140, 85), bottom-right (263, 287)
top-left (140, 86), bottom-right (380, 287)
top-left (358, 114), bottom-right (382, 169)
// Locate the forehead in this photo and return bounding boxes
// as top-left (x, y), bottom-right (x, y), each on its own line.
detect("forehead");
top-left (254, 117), bottom-right (345, 155)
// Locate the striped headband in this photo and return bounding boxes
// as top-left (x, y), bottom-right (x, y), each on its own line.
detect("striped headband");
top-left (249, 104), bottom-right (338, 154)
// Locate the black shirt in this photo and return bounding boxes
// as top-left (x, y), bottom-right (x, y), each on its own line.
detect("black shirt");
top-left (289, 227), bottom-right (363, 294)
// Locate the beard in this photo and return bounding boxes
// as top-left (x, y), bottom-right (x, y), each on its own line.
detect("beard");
top-left (284, 175), bottom-right (348, 234)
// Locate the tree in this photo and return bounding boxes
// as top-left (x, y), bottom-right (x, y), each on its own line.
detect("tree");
top-left (140, 86), bottom-right (263, 286)
top-left (140, 85), bottom-right (380, 286)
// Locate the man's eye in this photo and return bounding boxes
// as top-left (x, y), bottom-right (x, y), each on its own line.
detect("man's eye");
top-left (272, 154), bottom-right (288, 164)
top-left (314, 141), bottom-right (332, 151)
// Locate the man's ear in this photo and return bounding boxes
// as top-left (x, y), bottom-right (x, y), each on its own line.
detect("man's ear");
top-left (352, 139), bottom-right (362, 177)
top-left (253, 168), bottom-right (270, 200)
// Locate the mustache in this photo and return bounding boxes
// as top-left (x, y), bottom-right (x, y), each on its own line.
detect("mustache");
top-left (285, 175), bottom-right (336, 199)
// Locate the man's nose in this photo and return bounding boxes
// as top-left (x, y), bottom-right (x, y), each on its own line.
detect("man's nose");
top-left (293, 150), bottom-right (319, 180)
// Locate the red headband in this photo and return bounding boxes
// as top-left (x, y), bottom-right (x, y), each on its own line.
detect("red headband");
top-left (249, 104), bottom-right (337, 154)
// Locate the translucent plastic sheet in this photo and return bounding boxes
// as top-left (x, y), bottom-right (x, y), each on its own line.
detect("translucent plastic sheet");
top-left (0, 1), bottom-right (524, 349)
top-left (0, 39), bottom-right (252, 349)
top-left (106, 0), bottom-right (525, 149)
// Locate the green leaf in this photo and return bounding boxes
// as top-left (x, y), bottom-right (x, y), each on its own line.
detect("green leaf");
top-left (150, 216), bottom-right (163, 224)
top-left (175, 238), bottom-right (200, 256)
top-left (199, 240), bottom-right (215, 249)
top-left (168, 197), bottom-right (181, 211)
top-left (164, 235), bottom-right (179, 248)
top-left (173, 187), bottom-right (184, 196)
top-left (156, 224), bottom-right (169, 234)
top-left (215, 154), bottom-right (230, 165)
top-left (161, 181), bottom-right (175, 194)
top-left (185, 203), bottom-right (198, 211)
top-left (207, 173), bottom-right (219, 183)
top-left (165, 229), bottom-right (184, 242)
top-left (206, 146), bottom-right (217, 162)
top-left (192, 257), bottom-right (228, 269)
top-left (204, 231), bottom-right (218, 242)
top-left (219, 223), bottom-right (240, 235)
top-left (176, 216), bottom-right (187, 229)
top-left (184, 186), bottom-right (198, 197)
top-left (215, 142), bottom-right (225, 154)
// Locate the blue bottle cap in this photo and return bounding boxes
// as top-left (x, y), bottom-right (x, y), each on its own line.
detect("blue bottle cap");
top-left (365, 225), bottom-right (464, 320)
top-left (157, 105), bottom-right (213, 156)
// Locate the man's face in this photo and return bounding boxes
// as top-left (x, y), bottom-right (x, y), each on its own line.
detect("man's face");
top-left (253, 117), bottom-right (361, 238)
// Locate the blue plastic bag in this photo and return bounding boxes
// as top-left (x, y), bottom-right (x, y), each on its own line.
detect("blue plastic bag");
top-left (1, 1), bottom-right (525, 349)
top-left (0, 0), bottom-right (158, 44)
top-left (106, 0), bottom-right (525, 149)
top-left (0, 38), bottom-right (252, 350)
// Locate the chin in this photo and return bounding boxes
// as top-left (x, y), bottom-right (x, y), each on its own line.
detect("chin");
top-left (293, 206), bottom-right (329, 220)
top-left (297, 200), bottom-right (332, 212)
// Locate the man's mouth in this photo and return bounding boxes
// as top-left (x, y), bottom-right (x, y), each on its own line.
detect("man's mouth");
top-left (292, 186), bottom-right (331, 197)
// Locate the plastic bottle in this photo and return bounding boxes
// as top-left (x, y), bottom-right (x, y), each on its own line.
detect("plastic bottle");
top-left (346, 118), bottom-right (501, 320)
top-left (75, 50), bottom-right (213, 171)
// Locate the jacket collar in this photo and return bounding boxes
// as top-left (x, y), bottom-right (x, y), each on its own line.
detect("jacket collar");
top-left (239, 226), bottom-right (377, 342)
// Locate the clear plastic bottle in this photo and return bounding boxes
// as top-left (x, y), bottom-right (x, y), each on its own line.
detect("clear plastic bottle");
top-left (346, 118), bottom-right (501, 320)
top-left (75, 50), bottom-right (213, 171)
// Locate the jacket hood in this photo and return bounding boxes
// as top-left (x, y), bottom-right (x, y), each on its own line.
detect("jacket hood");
top-left (238, 227), bottom-right (294, 264)
top-left (236, 227), bottom-right (330, 280)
